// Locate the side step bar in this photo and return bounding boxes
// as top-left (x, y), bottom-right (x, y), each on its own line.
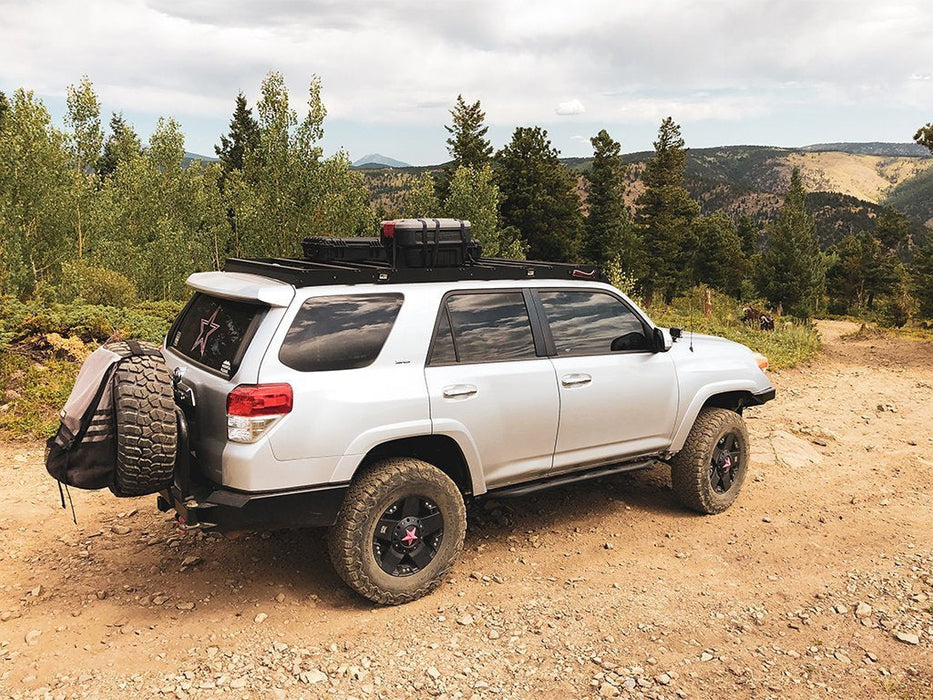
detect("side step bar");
top-left (487, 459), bottom-right (657, 499)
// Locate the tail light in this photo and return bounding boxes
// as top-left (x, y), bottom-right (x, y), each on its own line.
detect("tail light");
top-left (226, 384), bottom-right (292, 443)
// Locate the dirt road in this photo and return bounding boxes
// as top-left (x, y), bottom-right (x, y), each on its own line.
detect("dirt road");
top-left (1, 320), bottom-right (931, 699)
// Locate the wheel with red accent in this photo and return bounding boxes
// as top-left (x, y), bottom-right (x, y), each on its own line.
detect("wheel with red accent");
top-left (328, 457), bottom-right (466, 605)
top-left (670, 407), bottom-right (749, 514)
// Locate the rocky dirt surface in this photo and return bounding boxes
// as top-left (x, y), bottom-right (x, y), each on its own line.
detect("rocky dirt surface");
top-left (1, 320), bottom-right (931, 699)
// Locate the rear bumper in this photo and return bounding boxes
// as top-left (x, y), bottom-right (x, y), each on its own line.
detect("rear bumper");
top-left (158, 480), bottom-right (349, 531)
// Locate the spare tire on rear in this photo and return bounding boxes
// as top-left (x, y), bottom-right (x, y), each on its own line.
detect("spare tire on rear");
top-left (107, 342), bottom-right (178, 497)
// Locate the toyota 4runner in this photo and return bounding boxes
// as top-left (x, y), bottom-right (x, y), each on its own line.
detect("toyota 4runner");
top-left (156, 219), bottom-right (775, 604)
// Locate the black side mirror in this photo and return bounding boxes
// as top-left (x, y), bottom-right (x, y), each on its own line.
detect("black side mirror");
top-left (611, 331), bottom-right (649, 352)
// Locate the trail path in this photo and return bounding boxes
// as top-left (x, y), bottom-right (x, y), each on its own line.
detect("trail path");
top-left (1, 320), bottom-right (931, 699)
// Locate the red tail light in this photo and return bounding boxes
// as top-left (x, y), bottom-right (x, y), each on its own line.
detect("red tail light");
top-left (227, 384), bottom-right (293, 417)
top-left (382, 221), bottom-right (396, 238)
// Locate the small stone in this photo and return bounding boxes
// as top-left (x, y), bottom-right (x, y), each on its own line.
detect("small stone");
top-left (426, 667), bottom-right (441, 680)
top-left (152, 595), bottom-right (169, 606)
top-left (894, 632), bottom-right (920, 646)
top-left (254, 612), bottom-right (268, 624)
top-left (180, 556), bottom-right (202, 569)
top-left (25, 629), bottom-right (41, 645)
top-left (111, 525), bottom-right (131, 535)
top-left (656, 673), bottom-right (672, 685)
top-left (603, 542), bottom-right (613, 550)
top-left (762, 517), bottom-right (772, 524)
top-left (855, 602), bottom-right (872, 618)
top-left (833, 604), bottom-right (848, 614)
top-left (599, 682), bottom-right (619, 697)
top-left (700, 652), bottom-right (713, 662)
top-left (488, 629), bottom-right (501, 640)
top-left (230, 677), bottom-right (248, 689)
top-left (30, 585), bottom-right (43, 597)
top-left (175, 602), bottom-right (195, 611)
top-left (275, 593), bottom-right (286, 603)
top-left (305, 669), bottom-right (327, 684)
top-left (457, 614), bottom-right (474, 626)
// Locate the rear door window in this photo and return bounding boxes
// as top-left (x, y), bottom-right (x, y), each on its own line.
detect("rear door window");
top-left (168, 293), bottom-right (266, 377)
top-left (429, 291), bottom-right (537, 364)
top-left (279, 294), bottom-right (404, 372)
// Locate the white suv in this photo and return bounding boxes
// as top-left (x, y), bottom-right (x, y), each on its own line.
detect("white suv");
top-left (157, 220), bottom-right (775, 604)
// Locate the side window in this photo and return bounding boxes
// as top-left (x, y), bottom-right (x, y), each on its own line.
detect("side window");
top-left (539, 290), bottom-right (649, 355)
top-left (430, 292), bottom-right (537, 364)
top-left (279, 294), bottom-right (403, 371)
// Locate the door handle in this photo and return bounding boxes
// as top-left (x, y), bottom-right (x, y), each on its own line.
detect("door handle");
top-left (561, 373), bottom-right (592, 388)
top-left (443, 384), bottom-right (478, 399)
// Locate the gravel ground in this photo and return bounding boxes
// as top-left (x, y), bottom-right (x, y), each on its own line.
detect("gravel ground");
top-left (0, 320), bottom-right (931, 699)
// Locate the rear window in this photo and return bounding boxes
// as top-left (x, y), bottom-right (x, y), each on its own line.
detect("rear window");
top-left (168, 293), bottom-right (265, 377)
top-left (279, 294), bottom-right (404, 372)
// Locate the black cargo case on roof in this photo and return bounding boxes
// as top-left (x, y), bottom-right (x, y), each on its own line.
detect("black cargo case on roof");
top-left (301, 237), bottom-right (387, 263)
top-left (381, 218), bottom-right (482, 269)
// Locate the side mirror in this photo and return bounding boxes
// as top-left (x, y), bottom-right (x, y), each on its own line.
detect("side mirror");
top-left (653, 327), bottom-right (673, 352)
top-left (611, 331), bottom-right (649, 352)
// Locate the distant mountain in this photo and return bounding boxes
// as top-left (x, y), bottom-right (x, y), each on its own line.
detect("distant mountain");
top-left (182, 151), bottom-right (218, 165)
top-left (801, 142), bottom-right (931, 158)
top-left (352, 153), bottom-right (411, 169)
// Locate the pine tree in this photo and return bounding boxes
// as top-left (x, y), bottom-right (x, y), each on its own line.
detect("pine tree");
top-left (583, 129), bottom-right (637, 274)
top-left (755, 168), bottom-right (825, 317)
top-left (634, 117), bottom-right (699, 303)
top-left (215, 92), bottom-right (260, 181)
top-left (915, 122), bottom-right (933, 154)
top-left (826, 232), bottom-right (897, 313)
top-left (689, 212), bottom-right (744, 297)
top-left (97, 113), bottom-right (143, 179)
top-left (0, 91), bottom-right (10, 128)
top-left (445, 95), bottom-right (492, 169)
top-left (911, 244), bottom-right (933, 318)
top-left (495, 126), bottom-right (583, 261)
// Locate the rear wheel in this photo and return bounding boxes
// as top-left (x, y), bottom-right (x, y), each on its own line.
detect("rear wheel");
top-left (670, 407), bottom-right (749, 514)
top-left (328, 457), bottom-right (466, 605)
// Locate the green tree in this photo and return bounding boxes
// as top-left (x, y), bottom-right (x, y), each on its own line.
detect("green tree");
top-left (911, 244), bottom-right (933, 318)
top-left (915, 122), bottom-right (933, 154)
top-left (873, 205), bottom-right (910, 252)
top-left (64, 76), bottom-right (104, 259)
top-left (583, 129), bottom-right (636, 274)
top-left (0, 91), bottom-right (9, 127)
top-left (403, 172), bottom-right (440, 218)
top-left (495, 126), bottom-right (583, 261)
top-left (215, 92), bottom-right (260, 183)
top-left (689, 212), bottom-right (744, 297)
top-left (224, 72), bottom-right (373, 258)
top-left (0, 89), bottom-right (71, 295)
top-left (97, 113), bottom-right (143, 179)
top-left (825, 232), bottom-right (897, 313)
top-left (634, 117), bottom-right (699, 303)
top-left (755, 168), bottom-right (825, 317)
top-left (445, 165), bottom-right (524, 258)
top-left (736, 214), bottom-right (759, 258)
top-left (445, 95), bottom-right (492, 169)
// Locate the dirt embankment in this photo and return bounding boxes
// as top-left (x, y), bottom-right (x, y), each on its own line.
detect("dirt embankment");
top-left (1, 320), bottom-right (931, 699)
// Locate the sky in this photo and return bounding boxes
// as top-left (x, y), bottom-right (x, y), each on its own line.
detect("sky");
top-left (1, 0), bottom-right (931, 165)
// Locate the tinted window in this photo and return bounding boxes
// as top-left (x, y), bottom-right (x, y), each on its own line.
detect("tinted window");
top-left (441, 292), bottom-right (537, 364)
top-left (169, 293), bottom-right (264, 376)
top-left (539, 290), bottom-right (649, 355)
top-left (428, 308), bottom-right (458, 364)
top-left (279, 294), bottom-right (403, 372)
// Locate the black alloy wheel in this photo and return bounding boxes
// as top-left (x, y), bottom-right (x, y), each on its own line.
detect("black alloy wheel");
top-left (373, 495), bottom-right (445, 577)
top-left (710, 432), bottom-right (742, 494)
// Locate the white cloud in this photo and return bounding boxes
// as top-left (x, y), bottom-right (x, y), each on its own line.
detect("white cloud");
top-left (556, 99), bottom-right (586, 116)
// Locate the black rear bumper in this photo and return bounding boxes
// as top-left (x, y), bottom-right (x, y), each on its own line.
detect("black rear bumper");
top-left (158, 480), bottom-right (348, 531)
top-left (162, 404), bottom-right (347, 531)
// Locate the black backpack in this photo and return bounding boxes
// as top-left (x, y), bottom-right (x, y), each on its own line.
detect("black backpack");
top-left (45, 340), bottom-right (167, 492)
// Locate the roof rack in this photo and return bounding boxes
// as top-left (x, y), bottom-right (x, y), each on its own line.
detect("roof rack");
top-left (222, 256), bottom-right (607, 287)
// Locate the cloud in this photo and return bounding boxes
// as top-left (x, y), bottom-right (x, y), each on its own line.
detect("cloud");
top-left (556, 99), bottom-right (586, 116)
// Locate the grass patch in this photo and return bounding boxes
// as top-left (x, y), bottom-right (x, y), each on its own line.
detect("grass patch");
top-left (645, 287), bottom-right (822, 369)
top-left (0, 297), bottom-right (184, 441)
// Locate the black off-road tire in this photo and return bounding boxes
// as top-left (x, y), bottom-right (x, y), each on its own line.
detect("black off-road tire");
top-left (328, 458), bottom-right (466, 605)
top-left (670, 407), bottom-right (749, 514)
top-left (108, 342), bottom-right (177, 497)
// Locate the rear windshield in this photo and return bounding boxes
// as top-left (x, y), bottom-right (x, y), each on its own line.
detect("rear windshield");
top-left (168, 293), bottom-right (265, 377)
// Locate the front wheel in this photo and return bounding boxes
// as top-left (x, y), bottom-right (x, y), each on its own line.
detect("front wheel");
top-left (670, 407), bottom-right (750, 514)
top-left (328, 457), bottom-right (466, 605)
